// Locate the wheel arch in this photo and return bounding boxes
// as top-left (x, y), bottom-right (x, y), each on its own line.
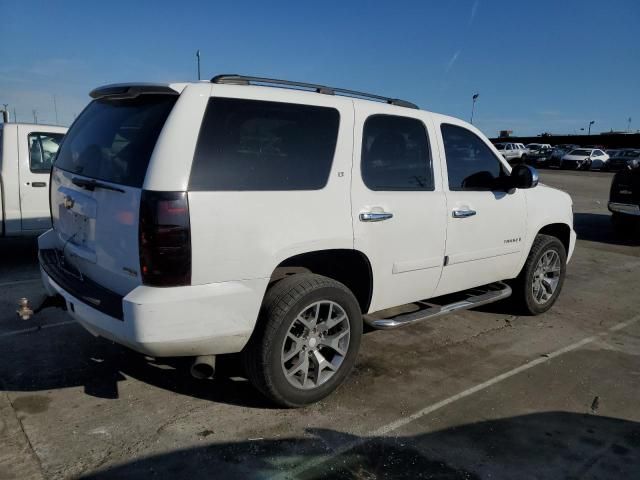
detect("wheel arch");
top-left (537, 222), bottom-right (571, 254)
top-left (269, 249), bottom-right (373, 314)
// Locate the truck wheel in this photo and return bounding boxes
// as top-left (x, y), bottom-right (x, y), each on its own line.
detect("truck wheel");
top-left (510, 234), bottom-right (567, 315)
top-left (243, 273), bottom-right (362, 407)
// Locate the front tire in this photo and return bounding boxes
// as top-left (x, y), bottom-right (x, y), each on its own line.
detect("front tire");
top-left (510, 234), bottom-right (567, 315)
top-left (243, 273), bottom-right (362, 407)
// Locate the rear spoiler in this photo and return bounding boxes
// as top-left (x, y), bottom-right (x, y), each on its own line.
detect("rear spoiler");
top-left (89, 83), bottom-right (180, 100)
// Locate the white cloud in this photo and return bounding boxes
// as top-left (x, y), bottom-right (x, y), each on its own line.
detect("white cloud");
top-left (469, 0), bottom-right (480, 25)
top-left (445, 50), bottom-right (461, 73)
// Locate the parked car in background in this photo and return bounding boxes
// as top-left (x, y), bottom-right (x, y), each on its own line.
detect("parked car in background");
top-left (494, 142), bottom-right (526, 164)
top-left (526, 143), bottom-right (552, 151)
top-left (525, 144), bottom-right (553, 167)
top-left (560, 148), bottom-right (609, 170)
top-left (606, 149), bottom-right (623, 159)
top-left (0, 122), bottom-right (67, 236)
top-left (547, 144), bottom-right (579, 168)
top-left (36, 75), bottom-right (575, 407)
top-left (607, 149), bottom-right (640, 171)
top-left (609, 161), bottom-right (640, 232)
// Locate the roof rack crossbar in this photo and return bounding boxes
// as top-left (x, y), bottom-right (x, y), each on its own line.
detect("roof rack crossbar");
top-left (211, 74), bottom-right (418, 109)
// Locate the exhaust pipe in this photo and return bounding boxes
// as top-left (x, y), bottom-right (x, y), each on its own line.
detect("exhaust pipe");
top-left (190, 355), bottom-right (216, 379)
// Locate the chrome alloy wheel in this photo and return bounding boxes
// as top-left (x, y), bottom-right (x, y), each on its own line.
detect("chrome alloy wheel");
top-left (281, 300), bottom-right (350, 390)
top-left (531, 249), bottom-right (562, 305)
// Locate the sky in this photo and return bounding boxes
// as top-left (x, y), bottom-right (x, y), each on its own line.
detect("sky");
top-left (1, 0), bottom-right (638, 137)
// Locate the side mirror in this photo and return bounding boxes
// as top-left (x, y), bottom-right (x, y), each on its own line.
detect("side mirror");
top-left (509, 164), bottom-right (539, 189)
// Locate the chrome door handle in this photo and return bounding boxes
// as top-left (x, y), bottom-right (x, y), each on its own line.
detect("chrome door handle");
top-left (452, 208), bottom-right (476, 218)
top-left (359, 211), bottom-right (393, 222)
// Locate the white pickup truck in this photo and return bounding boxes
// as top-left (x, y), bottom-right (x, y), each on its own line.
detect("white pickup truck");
top-left (0, 123), bottom-right (67, 236)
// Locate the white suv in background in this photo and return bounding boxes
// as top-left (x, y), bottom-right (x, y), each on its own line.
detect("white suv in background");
top-left (37, 75), bottom-right (576, 406)
top-left (494, 142), bottom-right (527, 164)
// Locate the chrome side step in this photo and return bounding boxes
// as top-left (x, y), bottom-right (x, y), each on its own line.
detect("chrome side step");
top-left (363, 282), bottom-right (512, 330)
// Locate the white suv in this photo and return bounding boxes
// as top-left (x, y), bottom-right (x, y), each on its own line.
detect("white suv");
top-left (494, 142), bottom-right (527, 164)
top-left (38, 75), bottom-right (576, 406)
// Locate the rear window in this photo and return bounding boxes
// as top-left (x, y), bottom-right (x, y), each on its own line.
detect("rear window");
top-left (54, 95), bottom-right (177, 187)
top-left (189, 98), bottom-right (340, 191)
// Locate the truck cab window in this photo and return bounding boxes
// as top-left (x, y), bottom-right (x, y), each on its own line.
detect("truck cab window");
top-left (28, 132), bottom-right (64, 173)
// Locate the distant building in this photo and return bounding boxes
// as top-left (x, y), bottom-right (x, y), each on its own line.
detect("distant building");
top-left (499, 130), bottom-right (513, 138)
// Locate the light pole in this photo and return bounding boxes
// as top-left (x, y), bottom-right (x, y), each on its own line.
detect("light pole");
top-left (628, 117), bottom-right (632, 133)
top-left (196, 50), bottom-right (201, 81)
top-left (588, 120), bottom-right (595, 136)
top-left (32, 109), bottom-right (38, 124)
top-left (470, 93), bottom-right (479, 124)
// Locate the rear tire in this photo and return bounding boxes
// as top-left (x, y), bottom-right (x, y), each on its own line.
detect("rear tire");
top-left (243, 273), bottom-right (362, 407)
top-left (510, 234), bottom-right (567, 315)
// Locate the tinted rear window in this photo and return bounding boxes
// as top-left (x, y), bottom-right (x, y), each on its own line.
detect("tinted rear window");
top-left (55, 95), bottom-right (177, 187)
top-left (189, 98), bottom-right (340, 191)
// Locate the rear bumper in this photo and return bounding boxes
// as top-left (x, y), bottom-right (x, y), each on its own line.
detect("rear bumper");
top-left (40, 268), bottom-right (268, 356)
top-left (38, 230), bottom-right (268, 357)
top-left (608, 202), bottom-right (640, 216)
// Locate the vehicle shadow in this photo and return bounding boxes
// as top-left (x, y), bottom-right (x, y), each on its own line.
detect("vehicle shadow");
top-left (0, 325), bottom-right (275, 409)
top-left (0, 236), bottom-right (40, 281)
top-left (80, 412), bottom-right (640, 479)
top-left (573, 212), bottom-right (640, 247)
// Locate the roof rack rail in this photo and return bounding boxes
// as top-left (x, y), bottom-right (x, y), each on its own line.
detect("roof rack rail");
top-left (210, 74), bottom-right (419, 109)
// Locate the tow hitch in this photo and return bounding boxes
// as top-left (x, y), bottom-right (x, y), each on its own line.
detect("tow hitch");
top-left (16, 295), bottom-right (67, 321)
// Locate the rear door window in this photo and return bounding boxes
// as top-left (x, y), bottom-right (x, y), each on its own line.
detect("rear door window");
top-left (190, 98), bottom-right (340, 191)
top-left (54, 95), bottom-right (177, 187)
top-left (360, 114), bottom-right (433, 191)
top-left (28, 132), bottom-right (65, 173)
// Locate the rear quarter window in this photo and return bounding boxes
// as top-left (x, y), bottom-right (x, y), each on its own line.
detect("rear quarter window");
top-left (54, 95), bottom-right (177, 187)
top-left (189, 98), bottom-right (340, 191)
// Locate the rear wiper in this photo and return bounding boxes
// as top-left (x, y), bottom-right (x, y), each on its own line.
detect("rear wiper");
top-left (72, 177), bottom-right (125, 193)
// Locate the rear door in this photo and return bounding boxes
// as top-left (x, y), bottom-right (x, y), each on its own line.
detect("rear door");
top-left (17, 127), bottom-right (65, 230)
top-left (50, 92), bottom-right (179, 295)
top-left (434, 121), bottom-right (526, 296)
top-left (351, 105), bottom-right (447, 312)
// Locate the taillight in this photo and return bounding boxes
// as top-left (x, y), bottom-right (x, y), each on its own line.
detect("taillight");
top-left (139, 191), bottom-right (191, 287)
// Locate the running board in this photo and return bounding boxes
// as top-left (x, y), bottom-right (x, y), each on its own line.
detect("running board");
top-left (363, 282), bottom-right (512, 330)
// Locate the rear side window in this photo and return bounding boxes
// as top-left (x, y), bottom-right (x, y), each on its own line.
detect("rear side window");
top-left (190, 98), bottom-right (340, 191)
top-left (28, 132), bottom-right (64, 173)
top-left (55, 95), bottom-right (177, 187)
top-left (361, 114), bottom-right (433, 191)
top-left (441, 123), bottom-right (505, 191)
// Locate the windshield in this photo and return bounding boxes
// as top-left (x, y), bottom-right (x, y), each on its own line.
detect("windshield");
top-left (527, 145), bottom-right (541, 151)
top-left (568, 149), bottom-right (591, 156)
top-left (55, 94), bottom-right (177, 187)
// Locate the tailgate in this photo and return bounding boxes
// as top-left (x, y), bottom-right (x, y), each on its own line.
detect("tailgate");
top-left (49, 93), bottom-right (178, 297)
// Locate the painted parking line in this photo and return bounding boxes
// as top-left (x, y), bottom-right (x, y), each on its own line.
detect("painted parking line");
top-left (0, 320), bottom-right (75, 340)
top-left (284, 313), bottom-right (640, 479)
top-left (0, 278), bottom-right (41, 288)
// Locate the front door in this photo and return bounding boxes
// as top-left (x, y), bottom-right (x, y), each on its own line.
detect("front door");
top-left (18, 126), bottom-right (64, 230)
top-left (434, 122), bottom-right (526, 296)
top-left (351, 106), bottom-right (447, 313)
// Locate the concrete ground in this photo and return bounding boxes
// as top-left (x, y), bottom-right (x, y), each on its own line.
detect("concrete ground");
top-left (0, 170), bottom-right (638, 479)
